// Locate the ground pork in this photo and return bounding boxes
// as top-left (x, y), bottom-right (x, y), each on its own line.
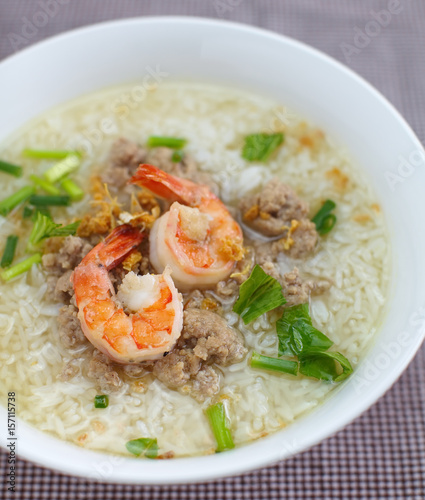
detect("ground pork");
top-left (239, 179), bottom-right (309, 236)
top-left (58, 359), bottom-right (81, 382)
top-left (87, 350), bottom-right (123, 393)
top-left (239, 179), bottom-right (318, 259)
top-left (57, 304), bottom-right (87, 348)
top-left (42, 236), bottom-right (93, 276)
top-left (153, 309), bottom-right (247, 400)
top-left (101, 137), bottom-right (147, 188)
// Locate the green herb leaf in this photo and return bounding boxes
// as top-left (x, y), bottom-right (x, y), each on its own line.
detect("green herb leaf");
top-left (27, 212), bottom-right (80, 252)
top-left (29, 195), bottom-right (70, 207)
top-left (0, 159), bottom-right (23, 177)
top-left (23, 149), bottom-right (81, 160)
top-left (126, 438), bottom-right (158, 459)
top-left (250, 352), bottom-right (298, 376)
top-left (43, 154), bottom-right (81, 184)
top-left (94, 395), bottom-right (109, 409)
top-left (0, 186), bottom-right (35, 216)
top-left (233, 265), bottom-right (286, 324)
top-left (276, 303), bottom-right (312, 355)
top-left (1, 235), bottom-right (19, 268)
top-left (299, 351), bottom-right (353, 382)
top-left (147, 136), bottom-right (187, 149)
top-left (0, 253), bottom-right (42, 282)
top-left (242, 133), bottom-right (284, 162)
top-left (205, 402), bottom-right (235, 453)
top-left (311, 200), bottom-right (337, 235)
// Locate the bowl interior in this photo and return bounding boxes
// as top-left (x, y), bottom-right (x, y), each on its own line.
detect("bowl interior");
top-left (0, 17), bottom-right (424, 484)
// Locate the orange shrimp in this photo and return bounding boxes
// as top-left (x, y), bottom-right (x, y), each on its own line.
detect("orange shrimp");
top-left (73, 224), bottom-right (183, 363)
top-left (130, 164), bottom-right (244, 291)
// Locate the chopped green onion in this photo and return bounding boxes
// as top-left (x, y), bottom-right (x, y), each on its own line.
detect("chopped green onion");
top-left (0, 186), bottom-right (35, 216)
top-left (299, 351), bottom-right (353, 382)
top-left (27, 212), bottom-right (80, 252)
top-left (43, 154), bottom-right (81, 184)
top-left (29, 195), bottom-right (70, 207)
top-left (23, 149), bottom-right (81, 160)
top-left (60, 178), bottom-right (84, 201)
top-left (171, 150), bottom-right (184, 163)
top-left (30, 175), bottom-right (61, 195)
top-left (0, 159), bottom-right (22, 177)
top-left (1, 235), bottom-right (19, 268)
top-left (94, 395), bottom-right (109, 409)
top-left (311, 200), bottom-right (337, 235)
top-left (0, 253), bottom-right (41, 281)
top-left (250, 352), bottom-right (298, 376)
top-left (147, 136), bottom-right (187, 149)
top-left (242, 133), bottom-right (284, 162)
top-left (126, 438), bottom-right (158, 458)
top-left (233, 265), bottom-right (286, 324)
top-left (23, 206), bottom-right (33, 219)
top-left (205, 402), bottom-right (235, 453)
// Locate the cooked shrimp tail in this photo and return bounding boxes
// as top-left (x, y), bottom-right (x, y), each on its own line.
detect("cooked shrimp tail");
top-left (130, 163), bottom-right (201, 205)
top-left (91, 223), bottom-right (144, 270)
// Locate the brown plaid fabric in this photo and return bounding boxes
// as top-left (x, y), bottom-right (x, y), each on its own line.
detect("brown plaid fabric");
top-left (0, 1), bottom-right (424, 498)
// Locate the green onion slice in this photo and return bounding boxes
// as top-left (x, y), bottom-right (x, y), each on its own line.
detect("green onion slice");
top-left (0, 160), bottom-right (23, 177)
top-left (1, 235), bottom-right (19, 268)
top-left (126, 438), bottom-right (158, 459)
top-left (311, 200), bottom-right (337, 235)
top-left (171, 150), bottom-right (184, 163)
top-left (250, 352), bottom-right (298, 376)
top-left (94, 395), bottom-right (109, 409)
top-left (23, 149), bottom-right (81, 160)
top-left (205, 402), bottom-right (235, 453)
top-left (29, 195), bottom-right (70, 207)
top-left (242, 133), bottom-right (284, 162)
top-left (23, 206), bottom-right (33, 219)
top-left (0, 253), bottom-right (42, 282)
top-left (27, 212), bottom-right (80, 252)
top-left (147, 136), bottom-right (187, 149)
top-left (30, 175), bottom-right (61, 195)
top-left (0, 186), bottom-right (35, 216)
top-left (43, 154), bottom-right (81, 184)
top-left (60, 178), bottom-right (84, 201)
top-left (233, 265), bottom-right (286, 324)
top-left (299, 351), bottom-right (353, 382)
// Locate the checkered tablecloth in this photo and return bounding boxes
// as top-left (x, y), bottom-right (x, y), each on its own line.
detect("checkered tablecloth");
top-left (0, 1), bottom-right (424, 499)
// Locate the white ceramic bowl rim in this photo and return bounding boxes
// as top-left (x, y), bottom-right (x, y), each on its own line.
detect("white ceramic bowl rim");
top-left (0, 16), bottom-right (424, 484)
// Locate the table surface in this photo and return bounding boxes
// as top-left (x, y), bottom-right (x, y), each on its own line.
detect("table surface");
top-left (0, 1), bottom-right (424, 499)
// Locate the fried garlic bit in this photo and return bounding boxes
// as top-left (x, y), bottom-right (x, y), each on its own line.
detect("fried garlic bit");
top-left (137, 188), bottom-right (160, 213)
top-left (77, 176), bottom-right (121, 237)
top-left (279, 219), bottom-right (299, 250)
top-left (218, 236), bottom-right (245, 262)
top-left (243, 204), bottom-right (259, 222)
top-left (201, 297), bottom-right (218, 311)
top-left (326, 167), bottom-right (350, 191)
top-left (122, 250), bottom-right (143, 271)
top-left (77, 178), bottom-right (161, 238)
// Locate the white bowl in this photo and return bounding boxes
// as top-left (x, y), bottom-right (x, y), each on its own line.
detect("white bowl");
top-left (1, 17), bottom-right (424, 484)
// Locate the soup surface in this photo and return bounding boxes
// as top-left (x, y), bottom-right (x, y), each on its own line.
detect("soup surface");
top-left (0, 82), bottom-right (390, 457)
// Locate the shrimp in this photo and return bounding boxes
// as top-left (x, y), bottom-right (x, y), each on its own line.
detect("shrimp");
top-left (73, 224), bottom-right (183, 363)
top-left (130, 164), bottom-right (244, 291)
